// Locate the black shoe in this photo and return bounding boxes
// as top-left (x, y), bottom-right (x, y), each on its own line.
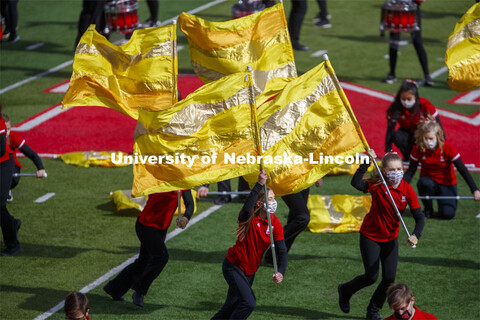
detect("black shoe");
top-left (132, 291), bottom-right (144, 307)
top-left (1, 245), bottom-right (22, 256)
top-left (315, 19), bottom-right (332, 28)
top-left (312, 13), bottom-right (331, 22)
top-left (366, 311), bottom-right (383, 320)
top-left (424, 74), bottom-right (434, 86)
top-left (383, 73), bottom-right (397, 84)
top-left (292, 42), bottom-right (310, 51)
top-left (103, 283), bottom-right (126, 302)
top-left (338, 284), bottom-right (350, 313)
top-left (8, 35), bottom-right (19, 43)
top-left (214, 196), bottom-right (231, 205)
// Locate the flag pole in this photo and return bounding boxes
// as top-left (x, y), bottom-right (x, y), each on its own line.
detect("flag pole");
top-left (177, 190), bottom-right (182, 223)
top-left (172, 19), bottom-right (178, 105)
top-left (247, 65), bottom-right (279, 274)
top-left (323, 55), bottom-right (415, 248)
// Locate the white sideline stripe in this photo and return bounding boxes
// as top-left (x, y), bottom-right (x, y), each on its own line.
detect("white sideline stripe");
top-left (416, 66), bottom-right (447, 86)
top-left (33, 203), bottom-right (223, 320)
top-left (33, 193), bottom-right (55, 203)
top-left (13, 105), bottom-right (67, 131)
top-left (477, 213), bottom-right (480, 219)
top-left (26, 42), bottom-right (45, 51)
top-left (311, 49), bottom-right (328, 58)
top-left (160, 0), bottom-right (228, 25)
top-left (340, 81), bottom-right (480, 126)
top-left (0, 60), bottom-right (73, 95)
top-left (48, 82), bottom-right (70, 93)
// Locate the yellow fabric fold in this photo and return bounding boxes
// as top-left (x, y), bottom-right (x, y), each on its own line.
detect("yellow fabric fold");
top-left (446, 3), bottom-right (480, 92)
top-left (132, 72), bottom-right (259, 197)
top-left (60, 151), bottom-right (130, 167)
top-left (178, 3), bottom-right (297, 105)
top-left (243, 61), bottom-right (369, 196)
top-left (307, 195), bottom-right (372, 233)
top-left (62, 24), bottom-right (178, 119)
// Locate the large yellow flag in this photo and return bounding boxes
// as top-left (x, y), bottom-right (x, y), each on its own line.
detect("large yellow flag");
top-left (446, 3), bottom-right (480, 92)
top-left (244, 60), bottom-right (369, 196)
top-left (132, 71), bottom-right (260, 197)
top-left (62, 24), bottom-right (178, 119)
top-left (178, 3), bottom-right (297, 105)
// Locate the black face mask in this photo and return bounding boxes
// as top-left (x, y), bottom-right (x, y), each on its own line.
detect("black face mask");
top-left (395, 309), bottom-right (412, 320)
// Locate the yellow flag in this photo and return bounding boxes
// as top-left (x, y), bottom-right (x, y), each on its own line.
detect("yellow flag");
top-left (244, 61), bottom-right (369, 196)
top-left (178, 3), bottom-right (297, 105)
top-left (307, 195), bottom-right (371, 233)
top-left (62, 24), bottom-right (178, 119)
top-left (132, 71), bottom-right (260, 197)
top-left (446, 3), bottom-right (480, 92)
top-left (60, 151), bottom-right (130, 167)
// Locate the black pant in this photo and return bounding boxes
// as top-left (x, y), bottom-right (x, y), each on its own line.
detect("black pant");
top-left (391, 128), bottom-right (414, 161)
top-left (288, 0), bottom-right (307, 45)
top-left (417, 176), bottom-right (457, 219)
top-left (316, 0), bottom-right (328, 19)
top-left (146, 0), bottom-right (158, 22)
top-left (1, 156), bottom-right (18, 249)
top-left (0, 0), bottom-right (18, 40)
top-left (75, 0), bottom-right (107, 48)
top-left (10, 165), bottom-right (20, 189)
top-left (212, 259), bottom-right (256, 320)
top-left (105, 219), bottom-right (168, 296)
top-left (341, 235), bottom-right (398, 313)
top-left (389, 9), bottom-right (429, 77)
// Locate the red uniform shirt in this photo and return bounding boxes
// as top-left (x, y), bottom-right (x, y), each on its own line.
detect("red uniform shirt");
top-left (391, 97), bottom-right (438, 134)
top-left (227, 214), bottom-right (284, 276)
top-left (7, 131), bottom-right (26, 168)
top-left (0, 118), bottom-right (12, 163)
top-left (384, 305), bottom-right (437, 320)
top-left (410, 141), bottom-right (460, 186)
top-left (360, 180), bottom-right (420, 242)
top-left (137, 191), bottom-right (183, 230)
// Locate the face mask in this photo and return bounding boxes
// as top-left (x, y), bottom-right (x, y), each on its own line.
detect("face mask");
top-left (400, 99), bottom-right (416, 109)
top-left (425, 138), bottom-right (437, 150)
top-left (394, 302), bottom-right (412, 320)
top-left (386, 170), bottom-right (403, 185)
top-left (263, 200), bottom-right (277, 213)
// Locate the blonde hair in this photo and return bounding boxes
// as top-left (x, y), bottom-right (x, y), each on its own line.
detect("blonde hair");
top-left (235, 187), bottom-right (271, 241)
top-left (386, 283), bottom-right (413, 310)
top-left (364, 152), bottom-right (403, 185)
top-left (414, 121), bottom-right (444, 153)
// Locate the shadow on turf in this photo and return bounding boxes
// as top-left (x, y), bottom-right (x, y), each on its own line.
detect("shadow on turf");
top-left (14, 242), bottom-right (137, 258)
top-left (321, 34), bottom-right (442, 45)
top-left (184, 301), bottom-right (364, 319)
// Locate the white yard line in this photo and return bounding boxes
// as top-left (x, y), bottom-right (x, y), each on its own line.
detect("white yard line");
top-left (26, 42), bottom-right (45, 51)
top-left (13, 105), bottom-right (67, 132)
top-left (33, 203), bottom-right (223, 320)
top-left (33, 193), bottom-right (55, 203)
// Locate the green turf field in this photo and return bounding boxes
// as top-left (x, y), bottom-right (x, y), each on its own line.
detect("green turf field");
top-left (1, 1), bottom-right (479, 319)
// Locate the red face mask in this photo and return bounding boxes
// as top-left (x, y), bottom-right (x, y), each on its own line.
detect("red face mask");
top-left (395, 302), bottom-right (412, 320)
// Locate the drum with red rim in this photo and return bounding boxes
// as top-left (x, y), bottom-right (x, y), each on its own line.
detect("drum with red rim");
top-left (104, 0), bottom-right (139, 34)
top-left (380, 0), bottom-right (419, 33)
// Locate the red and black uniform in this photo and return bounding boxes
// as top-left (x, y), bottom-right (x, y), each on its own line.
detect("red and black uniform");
top-left (7, 130), bottom-right (45, 189)
top-left (213, 183), bottom-right (288, 320)
top-left (104, 190), bottom-right (194, 299)
top-left (384, 305), bottom-right (438, 320)
top-left (0, 118), bottom-right (20, 255)
top-left (339, 163), bottom-right (425, 315)
top-left (385, 97), bottom-right (438, 160)
top-left (405, 141), bottom-right (479, 219)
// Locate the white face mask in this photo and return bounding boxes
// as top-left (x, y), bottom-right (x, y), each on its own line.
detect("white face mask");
top-left (425, 138), bottom-right (437, 150)
top-left (400, 99), bottom-right (416, 109)
top-left (263, 200), bottom-right (277, 213)
top-left (386, 170), bottom-right (404, 185)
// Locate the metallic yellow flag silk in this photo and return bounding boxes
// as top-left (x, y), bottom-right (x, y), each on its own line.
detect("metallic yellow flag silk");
top-left (178, 3), bottom-right (297, 105)
top-left (244, 61), bottom-right (368, 196)
top-left (62, 24), bottom-right (178, 119)
top-left (446, 3), bottom-right (480, 92)
top-left (132, 72), bottom-right (259, 197)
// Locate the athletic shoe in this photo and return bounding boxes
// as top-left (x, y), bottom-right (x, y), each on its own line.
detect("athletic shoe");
top-left (7, 190), bottom-right (13, 202)
top-left (132, 291), bottom-right (144, 307)
top-left (292, 42), bottom-right (310, 52)
top-left (366, 311), bottom-right (383, 320)
top-left (315, 19), bottom-right (332, 28)
top-left (103, 282), bottom-right (126, 302)
top-left (1, 245), bottom-right (22, 256)
top-left (424, 74), bottom-right (434, 86)
top-left (8, 35), bottom-right (19, 43)
top-left (214, 196), bottom-right (231, 205)
top-left (383, 73), bottom-right (397, 84)
top-left (338, 284), bottom-right (350, 313)
top-left (312, 13), bottom-right (331, 22)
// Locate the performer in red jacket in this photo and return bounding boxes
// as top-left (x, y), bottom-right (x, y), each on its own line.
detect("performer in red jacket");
top-left (338, 150), bottom-right (425, 320)
top-left (212, 170), bottom-right (288, 319)
top-left (384, 283), bottom-right (437, 320)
